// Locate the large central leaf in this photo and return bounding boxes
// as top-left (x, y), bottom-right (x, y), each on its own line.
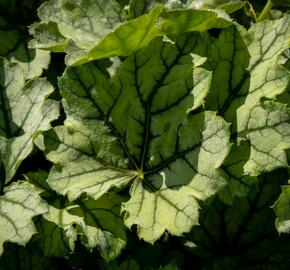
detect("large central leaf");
top-left (44, 35), bottom-right (230, 243)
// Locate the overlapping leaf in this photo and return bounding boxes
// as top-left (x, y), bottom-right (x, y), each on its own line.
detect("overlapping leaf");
top-left (44, 34), bottom-right (230, 242)
top-left (0, 58), bottom-right (59, 182)
top-left (26, 170), bottom-right (127, 261)
top-left (237, 15), bottom-right (290, 174)
top-left (39, 195), bottom-right (127, 261)
top-left (0, 181), bottom-right (48, 255)
top-left (28, 171), bottom-right (76, 258)
top-left (29, 0), bottom-right (163, 65)
top-left (239, 101), bottom-right (290, 175)
top-left (201, 16), bottom-right (290, 176)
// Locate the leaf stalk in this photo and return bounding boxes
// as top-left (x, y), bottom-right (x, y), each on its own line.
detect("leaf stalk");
top-left (257, 0), bottom-right (273, 22)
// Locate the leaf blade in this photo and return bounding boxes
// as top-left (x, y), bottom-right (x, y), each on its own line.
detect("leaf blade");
top-left (0, 181), bottom-right (48, 255)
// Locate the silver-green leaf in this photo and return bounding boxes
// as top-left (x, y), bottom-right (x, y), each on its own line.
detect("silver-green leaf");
top-left (0, 58), bottom-right (59, 182)
top-left (0, 181), bottom-right (48, 255)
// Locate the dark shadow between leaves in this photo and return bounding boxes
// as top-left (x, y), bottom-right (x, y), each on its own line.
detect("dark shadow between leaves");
top-left (0, 240), bottom-right (72, 270)
top-left (11, 42), bottom-right (36, 63)
top-left (18, 148), bottom-right (52, 172)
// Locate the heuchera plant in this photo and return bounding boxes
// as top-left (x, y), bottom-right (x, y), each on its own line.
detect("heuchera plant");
top-left (0, 0), bottom-right (290, 269)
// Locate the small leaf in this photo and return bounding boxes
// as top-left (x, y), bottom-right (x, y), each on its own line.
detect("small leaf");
top-left (35, 216), bottom-right (74, 257)
top-left (239, 101), bottom-right (290, 175)
top-left (41, 194), bottom-right (127, 261)
top-left (68, 194), bottom-right (127, 261)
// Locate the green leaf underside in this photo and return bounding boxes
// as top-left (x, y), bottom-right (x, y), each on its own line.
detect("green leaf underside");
top-left (74, 7), bottom-right (233, 66)
top-left (69, 5), bottom-right (163, 66)
top-left (0, 58), bottom-right (59, 182)
top-left (202, 16), bottom-right (290, 175)
top-left (160, 9), bottom-right (232, 36)
top-left (26, 170), bottom-right (127, 261)
top-left (0, 181), bottom-right (48, 255)
top-left (45, 35), bottom-right (230, 242)
top-left (29, 0), bottom-right (235, 66)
